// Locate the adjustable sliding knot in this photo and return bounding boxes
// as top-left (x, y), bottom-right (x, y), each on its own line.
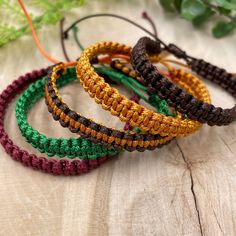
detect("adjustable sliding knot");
top-left (143, 37), bottom-right (162, 55)
top-left (166, 44), bottom-right (188, 61)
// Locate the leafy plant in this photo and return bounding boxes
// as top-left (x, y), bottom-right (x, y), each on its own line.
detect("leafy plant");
top-left (159, 0), bottom-right (236, 38)
top-left (0, 0), bottom-right (86, 47)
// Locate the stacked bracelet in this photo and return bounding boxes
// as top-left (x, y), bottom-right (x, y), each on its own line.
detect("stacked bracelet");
top-left (131, 37), bottom-right (236, 126)
top-left (45, 64), bottom-right (171, 152)
top-left (16, 67), bottom-right (121, 159)
top-left (45, 52), bottom-right (210, 151)
top-left (0, 68), bottom-right (115, 176)
top-left (76, 41), bottom-right (210, 137)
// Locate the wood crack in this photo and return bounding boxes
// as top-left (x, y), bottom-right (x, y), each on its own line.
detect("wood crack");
top-left (175, 140), bottom-right (204, 236)
top-left (212, 209), bottom-right (224, 234)
top-left (219, 136), bottom-right (233, 154)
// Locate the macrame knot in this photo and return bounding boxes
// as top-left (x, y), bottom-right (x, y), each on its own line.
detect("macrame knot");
top-left (145, 37), bottom-right (162, 55)
top-left (167, 43), bottom-right (187, 60)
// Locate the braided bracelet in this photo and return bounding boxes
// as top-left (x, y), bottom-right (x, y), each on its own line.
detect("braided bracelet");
top-left (131, 37), bottom-right (236, 126)
top-left (45, 64), bottom-right (172, 152)
top-left (0, 68), bottom-right (115, 176)
top-left (76, 41), bottom-right (211, 137)
top-left (16, 67), bottom-right (121, 159)
top-left (110, 60), bottom-right (174, 116)
top-left (95, 65), bottom-right (174, 117)
top-left (111, 60), bottom-right (211, 117)
top-left (45, 59), bottom-right (210, 151)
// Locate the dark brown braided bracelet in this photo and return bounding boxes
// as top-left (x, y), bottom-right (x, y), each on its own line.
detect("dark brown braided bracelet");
top-left (45, 64), bottom-right (173, 152)
top-left (131, 37), bottom-right (236, 126)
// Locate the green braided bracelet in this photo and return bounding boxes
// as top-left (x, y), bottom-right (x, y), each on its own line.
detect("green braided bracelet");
top-left (16, 67), bottom-right (121, 159)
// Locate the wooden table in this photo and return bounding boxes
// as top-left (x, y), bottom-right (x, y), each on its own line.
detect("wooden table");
top-left (0, 1), bottom-right (235, 235)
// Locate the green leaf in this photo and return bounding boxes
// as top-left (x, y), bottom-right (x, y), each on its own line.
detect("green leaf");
top-left (213, 0), bottom-right (236, 10)
top-left (192, 7), bottom-right (215, 26)
top-left (174, 0), bottom-right (183, 12)
top-left (212, 21), bottom-right (236, 38)
top-left (218, 6), bottom-right (231, 14)
top-left (0, 0), bottom-right (87, 47)
top-left (159, 0), bottom-right (177, 12)
top-left (181, 0), bottom-right (207, 21)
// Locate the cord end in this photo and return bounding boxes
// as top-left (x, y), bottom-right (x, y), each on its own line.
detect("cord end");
top-left (142, 11), bottom-right (148, 19)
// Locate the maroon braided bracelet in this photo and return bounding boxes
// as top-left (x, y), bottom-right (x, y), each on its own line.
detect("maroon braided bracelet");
top-left (0, 68), bottom-right (115, 176)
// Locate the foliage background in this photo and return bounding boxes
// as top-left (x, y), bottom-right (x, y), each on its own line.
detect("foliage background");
top-left (159, 0), bottom-right (236, 38)
top-left (0, 0), bottom-right (86, 47)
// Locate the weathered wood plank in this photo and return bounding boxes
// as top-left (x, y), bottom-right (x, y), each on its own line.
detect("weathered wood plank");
top-left (0, 0), bottom-right (235, 235)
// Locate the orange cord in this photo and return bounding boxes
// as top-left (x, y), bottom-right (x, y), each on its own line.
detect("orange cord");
top-left (18, 0), bottom-right (198, 76)
top-left (18, 0), bottom-right (66, 65)
top-left (17, 0), bottom-right (131, 67)
top-left (161, 59), bottom-right (190, 69)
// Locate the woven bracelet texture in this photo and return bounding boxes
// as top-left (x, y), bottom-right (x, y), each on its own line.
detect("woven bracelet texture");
top-left (111, 60), bottom-right (211, 120)
top-left (16, 67), bottom-right (121, 159)
top-left (45, 64), bottom-right (172, 152)
top-left (131, 37), bottom-right (236, 126)
top-left (95, 65), bottom-right (174, 117)
top-left (76, 41), bottom-right (211, 136)
top-left (0, 68), bottom-right (115, 176)
top-left (45, 60), bottom-right (210, 151)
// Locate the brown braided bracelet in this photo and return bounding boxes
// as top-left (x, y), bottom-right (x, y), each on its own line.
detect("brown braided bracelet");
top-left (111, 60), bottom-right (211, 120)
top-left (45, 64), bottom-right (172, 152)
top-left (131, 37), bottom-right (236, 126)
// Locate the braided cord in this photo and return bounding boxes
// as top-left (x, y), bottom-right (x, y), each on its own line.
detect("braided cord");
top-left (109, 60), bottom-right (174, 117)
top-left (77, 41), bottom-right (208, 136)
top-left (16, 67), bottom-right (121, 159)
top-left (45, 64), bottom-right (173, 152)
top-left (110, 60), bottom-right (211, 119)
top-left (45, 58), bottom-right (211, 151)
top-left (95, 65), bottom-right (175, 116)
top-left (132, 37), bottom-right (236, 126)
top-left (71, 25), bottom-right (174, 117)
top-left (0, 68), bottom-right (115, 176)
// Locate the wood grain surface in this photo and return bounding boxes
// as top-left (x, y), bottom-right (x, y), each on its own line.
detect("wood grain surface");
top-left (0, 0), bottom-right (235, 235)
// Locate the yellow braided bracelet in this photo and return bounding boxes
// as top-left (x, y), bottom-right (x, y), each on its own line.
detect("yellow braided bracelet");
top-left (77, 41), bottom-right (211, 137)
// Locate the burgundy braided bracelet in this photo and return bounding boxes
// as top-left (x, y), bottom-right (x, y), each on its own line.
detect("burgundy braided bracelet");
top-left (0, 68), bottom-right (115, 176)
top-left (131, 37), bottom-right (236, 126)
